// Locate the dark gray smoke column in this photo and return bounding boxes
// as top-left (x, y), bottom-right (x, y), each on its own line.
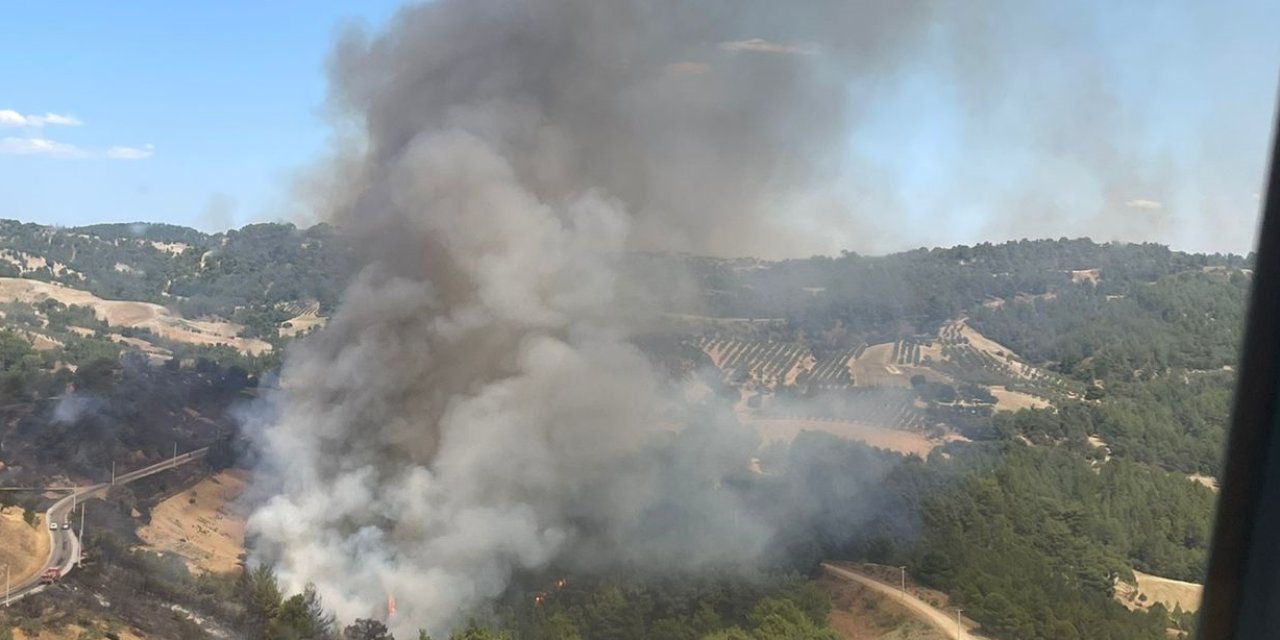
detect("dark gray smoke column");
top-left (248, 0), bottom-right (931, 634)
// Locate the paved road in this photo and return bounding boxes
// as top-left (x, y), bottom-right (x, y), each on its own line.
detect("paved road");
top-left (4, 448), bottom-right (207, 603)
top-left (822, 563), bottom-right (989, 640)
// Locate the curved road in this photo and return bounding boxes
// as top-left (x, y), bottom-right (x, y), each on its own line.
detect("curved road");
top-left (822, 563), bottom-right (989, 640)
top-left (4, 448), bottom-right (207, 603)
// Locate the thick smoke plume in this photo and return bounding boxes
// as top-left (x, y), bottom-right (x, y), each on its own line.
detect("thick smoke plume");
top-left (247, 0), bottom-right (938, 635)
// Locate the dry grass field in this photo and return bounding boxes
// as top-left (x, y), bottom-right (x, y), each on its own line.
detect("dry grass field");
top-left (137, 469), bottom-right (249, 574)
top-left (745, 416), bottom-right (951, 457)
top-left (1115, 569), bottom-right (1203, 613)
top-left (0, 505), bottom-right (49, 589)
top-left (820, 572), bottom-right (949, 640)
top-left (986, 386), bottom-right (1050, 412)
top-left (0, 277), bottom-right (271, 355)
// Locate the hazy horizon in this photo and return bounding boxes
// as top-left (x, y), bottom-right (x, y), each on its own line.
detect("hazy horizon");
top-left (2, 1), bottom-right (1278, 258)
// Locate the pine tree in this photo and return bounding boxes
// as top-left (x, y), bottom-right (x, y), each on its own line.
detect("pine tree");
top-left (343, 619), bottom-right (394, 640)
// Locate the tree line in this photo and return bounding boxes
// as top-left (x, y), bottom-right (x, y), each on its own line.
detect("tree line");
top-left (769, 432), bottom-right (1210, 639)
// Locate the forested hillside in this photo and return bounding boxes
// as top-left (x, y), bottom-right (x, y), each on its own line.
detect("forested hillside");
top-left (0, 219), bottom-right (354, 326)
top-left (0, 220), bottom-right (1247, 380)
top-left (651, 238), bottom-right (1247, 638)
top-left (0, 223), bottom-right (1251, 639)
top-left (674, 239), bottom-right (1247, 340)
top-left (771, 433), bottom-right (1208, 639)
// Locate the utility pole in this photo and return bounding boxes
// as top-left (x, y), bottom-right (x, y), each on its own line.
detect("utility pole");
top-left (956, 609), bottom-right (963, 639)
top-left (172, 442), bottom-right (177, 468)
top-left (74, 504), bottom-right (83, 567)
top-left (111, 461), bottom-right (115, 486)
top-left (899, 566), bottom-right (906, 598)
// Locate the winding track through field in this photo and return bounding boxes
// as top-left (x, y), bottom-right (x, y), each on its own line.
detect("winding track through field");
top-left (821, 563), bottom-right (990, 640)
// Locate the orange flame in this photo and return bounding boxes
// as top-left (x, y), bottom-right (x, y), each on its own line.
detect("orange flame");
top-left (387, 592), bottom-right (397, 617)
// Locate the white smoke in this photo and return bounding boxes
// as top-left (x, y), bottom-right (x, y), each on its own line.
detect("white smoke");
top-left (248, 115), bottom-right (771, 636)
top-left (246, 0), bottom-right (938, 636)
top-left (239, 1), bottom-right (1279, 634)
top-left (52, 393), bottom-right (104, 425)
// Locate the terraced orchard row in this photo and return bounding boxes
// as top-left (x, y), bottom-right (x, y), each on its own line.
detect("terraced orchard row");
top-left (797, 344), bottom-right (865, 388)
top-left (276, 299), bottom-right (321, 316)
top-left (693, 319), bottom-right (1079, 409)
top-left (695, 337), bottom-right (867, 390)
top-left (933, 321), bottom-right (1081, 398)
top-left (764, 387), bottom-right (929, 431)
top-left (699, 337), bottom-right (811, 388)
top-left (892, 339), bottom-right (923, 366)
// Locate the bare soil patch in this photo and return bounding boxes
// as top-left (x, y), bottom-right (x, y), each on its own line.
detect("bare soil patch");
top-left (852, 343), bottom-right (911, 387)
top-left (150, 240), bottom-right (191, 256)
top-left (986, 386), bottom-right (1050, 412)
top-left (850, 564), bottom-right (955, 610)
top-left (785, 352), bottom-right (818, 386)
top-left (1013, 292), bottom-right (1057, 304)
top-left (280, 310), bottom-right (327, 338)
top-left (136, 469), bottom-right (249, 574)
top-left (1087, 436), bottom-right (1113, 462)
top-left (860, 343), bottom-right (895, 365)
top-left (824, 563), bottom-right (990, 639)
top-left (1115, 569), bottom-right (1202, 613)
top-left (1070, 268), bottom-right (1101, 284)
top-left (0, 505), bottom-right (50, 588)
top-left (1188, 474), bottom-right (1218, 492)
top-left (745, 417), bottom-right (948, 457)
top-left (820, 572), bottom-right (947, 640)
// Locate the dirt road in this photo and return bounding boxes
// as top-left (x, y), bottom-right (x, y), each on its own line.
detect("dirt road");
top-left (821, 563), bottom-right (989, 640)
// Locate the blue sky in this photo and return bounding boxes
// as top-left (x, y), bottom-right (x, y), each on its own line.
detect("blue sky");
top-left (0, 1), bottom-right (401, 232)
top-left (1, 1), bottom-right (1278, 254)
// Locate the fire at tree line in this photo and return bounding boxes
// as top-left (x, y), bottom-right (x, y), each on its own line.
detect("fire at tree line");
top-left (0, 223), bottom-right (1243, 639)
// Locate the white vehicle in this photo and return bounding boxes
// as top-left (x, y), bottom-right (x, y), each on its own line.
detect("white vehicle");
top-left (61, 522), bottom-right (70, 530)
top-left (48, 520), bottom-right (58, 530)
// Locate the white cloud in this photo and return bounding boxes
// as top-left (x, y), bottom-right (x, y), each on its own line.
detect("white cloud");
top-left (105, 144), bottom-right (154, 160)
top-left (719, 38), bottom-right (818, 55)
top-left (36, 113), bottom-right (82, 127)
top-left (0, 137), bottom-right (88, 158)
top-left (0, 137), bottom-right (153, 160)
top-left (0, 109), bottom-right (143, 160)
top-left (1124, 198), bottom-right (1163, 210)
top-left (0, 109), bottom-right (83, 128)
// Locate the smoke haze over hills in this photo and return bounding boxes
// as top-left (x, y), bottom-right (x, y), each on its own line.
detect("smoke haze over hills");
top-left (248, 0), bottom-right (928, 633)
top-left (242, 0), bottom-right (1273, 636)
